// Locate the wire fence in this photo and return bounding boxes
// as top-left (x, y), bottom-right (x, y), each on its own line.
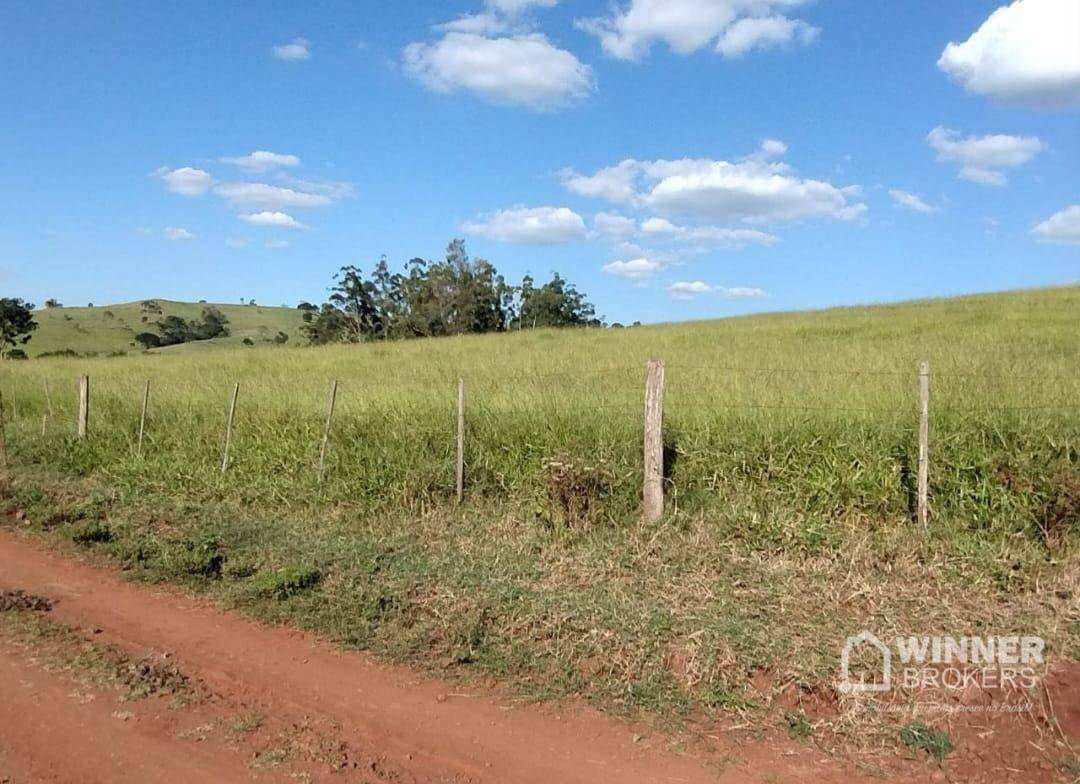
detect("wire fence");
top-left (2, 359), bottom-right (1078, 524)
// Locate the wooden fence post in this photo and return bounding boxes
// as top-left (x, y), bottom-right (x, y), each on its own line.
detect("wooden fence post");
top-left (456, 378), bottom-right (465, 502)
top-left (76, 374), bottom-right (90, 439)
top-left (137, 380), bottom-right (151, 456)
top-left (917, 360), bottom-right (930, 530)
top-left (221, 383), bottom-right (239, 472)
top-left (0, 390), bottom-right (8, 473)
top-left (643, 359), bottom-right (665, 522)
top-left (317, 380), bottom-right (338, 479)
top-left (42, 379), bottom-right (53, 436)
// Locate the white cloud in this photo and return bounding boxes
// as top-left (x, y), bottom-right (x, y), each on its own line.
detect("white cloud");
top-left (759, 138), bottom-right (788, 158)
top-left (487, 0), bottom-right (558, 13)
top-left (240, 211), bottom-right (309, 230)
top-left (593, 211), bottom-right (638, 239)
top-left (265, 239), bottom-right (291, 249)
top-left (273, 38), bottom-right (311, 61)
top-left (578, 0), bottom-right (818, 61)
top-left (564, 147), bottom-right (864, 225)
top-left (926, 126), bottom-right (1044, 186)
top-left (220, 151), bottom-right (300, 172)
top-left (1032, 205), bottom-right (1080, 245)
top-left (715, 15), bottom-right (819, 58)
top-left (162, 226), bottom-right (196, 241)
top-left (155, 166), bottom-right (212, 196)
top-left (643, 158), bottom-right (864, 223)
top-left (938, 0), bottom-right (1080, 108)
top-left (225, 237), bottom-right (252, 248)
top-left (440, 13), bottom-right (510, 35)
top-left (403, 32), bottom-right (594, 110)
top-left (603, 257), bottom-right (663, 280)
top-left (440, 1), bottom-right (559, 35)
top-left (888, 189), bottom-right (938, 213)
top-left (641, 216), bottom-right (778, 247)
top-left (666, 281), bottom-right (767, 300)
top-left (561, 160), bottom-right (640, 204)
top-left (464, 206), bottom-right (586, 244)
top-left (214, 182), bottom-right (331, 209)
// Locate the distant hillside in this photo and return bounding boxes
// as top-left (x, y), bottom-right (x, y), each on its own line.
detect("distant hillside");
top-left (24, 300), bottom-right (308, 357)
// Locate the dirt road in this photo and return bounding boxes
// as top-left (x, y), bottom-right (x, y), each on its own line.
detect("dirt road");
top-left (0, 528), bottom-right (1072, 783)
top-left (0, 529), bottom-right (871, 783)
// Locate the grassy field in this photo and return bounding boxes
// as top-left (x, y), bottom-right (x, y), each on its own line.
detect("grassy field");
top-left (2, 285), bottom-right (1078, 750)
top-left (23, 300), bottom-right (307, 356)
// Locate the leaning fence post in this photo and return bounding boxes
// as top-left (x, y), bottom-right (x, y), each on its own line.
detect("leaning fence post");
top-left (456, 378), bottom-right (465, 502)
top-left (221, 382), bottom-right (239, 472)
top-left (643, 359), bottom-right (665, 522)
top-left (137, 380), bottom-right (151, 456)
top-left (76, 374), bottom-right (90, 439)
top-left (317, 380), bottom-right (338, 479)
top-left (917, 360), bottom-right (930, 530)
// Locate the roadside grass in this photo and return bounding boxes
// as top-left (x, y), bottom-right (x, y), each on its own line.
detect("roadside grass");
top-left (1, 285), bottom-right (1078, 753)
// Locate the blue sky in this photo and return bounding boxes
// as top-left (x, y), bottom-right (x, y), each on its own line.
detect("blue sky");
top-left (2, 0), bottom-right (1078, 324)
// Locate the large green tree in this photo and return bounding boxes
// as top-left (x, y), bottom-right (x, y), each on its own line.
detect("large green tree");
top-left (0, 298), bottom-right (38, 359)
top-left (305, 239), bottom-right (599, 346)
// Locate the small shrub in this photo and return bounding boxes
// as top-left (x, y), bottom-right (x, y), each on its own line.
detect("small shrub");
top-left (168, 534), bottom-right (225, 579)
top-left (899, 721), bottom-right (952, 760)
top-left (250, 566), bottom-right (321, 600)
top-left (783, 709), bottom-right (814, 738)
top-left (69, 521), bottom-right (113, 545)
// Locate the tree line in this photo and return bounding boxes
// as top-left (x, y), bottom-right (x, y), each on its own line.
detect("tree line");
top-left (0, 240), bottom-right (603, 358)
top-left (301, 239), bottom-right (601, 344)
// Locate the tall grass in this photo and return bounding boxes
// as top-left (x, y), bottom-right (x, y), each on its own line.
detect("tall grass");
top-left (1, 286), bottom-right (1078, 729)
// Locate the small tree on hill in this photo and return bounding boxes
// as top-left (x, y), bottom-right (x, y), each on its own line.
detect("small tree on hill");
top-left (0, 298), bottom-right (38, 359)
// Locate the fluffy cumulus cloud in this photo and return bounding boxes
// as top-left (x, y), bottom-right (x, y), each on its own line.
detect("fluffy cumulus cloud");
top-left (602, 257), bottom-right (663, 280)
top-left (593, 211), bottom-right (637, 239)
top-left (272, 37), bottom-right (311, 61)
top-left (155, 166), bottom-right (212, 196)
top-left (715, 15), bottom-right (819, 58)
top-left (463, 206), bottom-right (587, 244)
top-left (1032, 205), bottom-right (1080, 245)
top-left (563, 155), bottom-right (864, 224)
top-left (665, 281), bottom-right (767, 300)
top-left (561, 160), bottom-right (641, 204)
top-left (213, 182), bottom-right (332, 209)
top-left (938, 0), bottom-right (1080, 108)
top-left (220, 150), bottom-right (301, 172)
top-left (403, 32), bottom-right (594, 110)
top-left (161, 226), bottom-right (196, 241)
top-left (578, 0), bottom-right (819, 61)
top-left (239, 211), bottom-right (309, 230)
top-left (888, 189), bottom-right (938, 213)
top-left (926, 126), bottom-right (1043, 186)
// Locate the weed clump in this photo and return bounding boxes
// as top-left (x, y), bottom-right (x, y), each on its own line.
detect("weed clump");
top-left (68, 520), bottom-right (113, 545)
top-left (250, 566), bottom-right (322, 600)
top-left (0, 590), bottom-right (53, 612)
top-left (899, 721), bottom-right (952, 760)
top-left (543, 459), bottom-right (608, 531)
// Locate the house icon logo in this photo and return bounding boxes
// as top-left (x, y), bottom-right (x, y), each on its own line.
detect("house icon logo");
top-left (839, 630), bottom-right (892, 694)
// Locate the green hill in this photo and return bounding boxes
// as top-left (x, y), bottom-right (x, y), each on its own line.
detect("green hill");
top-left (24, 300), bottom-right (307, 357)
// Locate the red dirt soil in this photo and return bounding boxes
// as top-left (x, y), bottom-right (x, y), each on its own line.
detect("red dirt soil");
top-left (0, 528), bottom-right (1075, 783)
